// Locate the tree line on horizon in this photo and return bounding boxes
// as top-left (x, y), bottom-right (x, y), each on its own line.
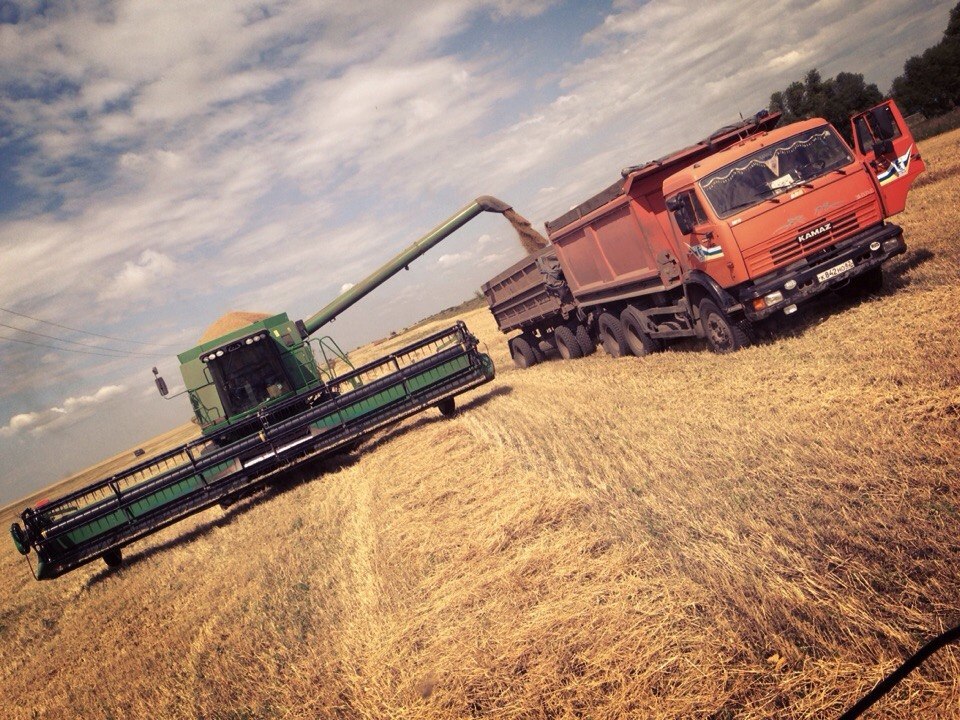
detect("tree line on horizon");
top-left (769, 2), bottom-right (960, 139)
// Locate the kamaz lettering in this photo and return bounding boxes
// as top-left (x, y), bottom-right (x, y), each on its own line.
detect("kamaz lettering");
top-left (798, 222), bottom-right (832, 244)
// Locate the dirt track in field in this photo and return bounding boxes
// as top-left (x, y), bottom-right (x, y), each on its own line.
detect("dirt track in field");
top-left (1, 130), bottom-right (959, 719)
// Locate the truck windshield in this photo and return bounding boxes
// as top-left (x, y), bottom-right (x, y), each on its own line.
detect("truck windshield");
top-left (699, 126), bottom-right (853, 218)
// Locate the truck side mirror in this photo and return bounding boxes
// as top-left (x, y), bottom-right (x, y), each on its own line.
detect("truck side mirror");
top-left (869, 106), bottom-right (897, 142)
top-left (667, 195), bottom-right (694, 236)
top-left (153, 367), bottom-right (169, 397)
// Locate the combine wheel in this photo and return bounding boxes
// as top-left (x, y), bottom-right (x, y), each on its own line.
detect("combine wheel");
top-left (574, 324), bottom-right (596, 356)
top-left (102, 548), bottom-right (123, 569)
top-left (698, 299), bottom-right (751, 353)
top-left (598, 313), bottom-right (629, 358)
top-left (554, 325), bottom-right (583, 360)
top-left (620, 307), bottom-right (661, 357)
top-left (10, 522), bottom-right (29, 555)
top-left (508, 336), bottom-right (538, 369)
top-left (437, 397), bottom-right (457, 417)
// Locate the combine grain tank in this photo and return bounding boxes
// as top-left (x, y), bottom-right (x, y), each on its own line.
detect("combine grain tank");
top-left (10, 197), bottom-right (524, 580)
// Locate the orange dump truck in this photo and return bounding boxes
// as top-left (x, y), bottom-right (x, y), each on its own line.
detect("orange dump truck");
top-left (482, 100), bottom-right (924, 365)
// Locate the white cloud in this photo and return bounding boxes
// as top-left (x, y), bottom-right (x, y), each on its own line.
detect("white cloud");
top-left (1, 385), bottom-right (127, 437)
top-left (99, 250), bottom-right (176, 302)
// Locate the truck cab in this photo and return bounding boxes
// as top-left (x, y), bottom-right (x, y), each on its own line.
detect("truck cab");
top-left (663, 100), bottom-right (923, 321)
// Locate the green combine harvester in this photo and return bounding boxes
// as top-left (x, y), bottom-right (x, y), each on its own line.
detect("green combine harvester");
top-left (10, 197), bottom-right (521, 580)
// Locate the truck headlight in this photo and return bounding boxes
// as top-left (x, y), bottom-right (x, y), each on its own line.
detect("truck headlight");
top-left (764, 291), bottom-right (783, 305)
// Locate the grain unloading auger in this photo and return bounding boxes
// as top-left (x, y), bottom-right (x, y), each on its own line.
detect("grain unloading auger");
top-left (10, 197), bottom-right (525, 580)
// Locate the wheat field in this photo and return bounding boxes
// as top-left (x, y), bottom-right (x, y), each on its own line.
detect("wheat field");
top-left (1, 130), bottom-right (958, 719)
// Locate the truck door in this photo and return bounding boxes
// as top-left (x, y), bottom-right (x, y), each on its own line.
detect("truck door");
top-left (850, 99), bottom-right (925, 216)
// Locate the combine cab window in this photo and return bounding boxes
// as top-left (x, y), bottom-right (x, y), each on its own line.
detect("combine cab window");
top-left (700, 125), bottom-right (853, 218)
top-left (208, 342), bottom-right (292, 417)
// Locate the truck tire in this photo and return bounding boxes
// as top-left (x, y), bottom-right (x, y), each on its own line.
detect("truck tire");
top-left (838, 267), bottom-right (883, 299)
top-left (598, 313), bottom-right (629, 357)
top-left (620, 307), bottom-right (660, 356)
top-left (699, 299), bottom-right (751, 353)
top-left (574, 323), bottom-right (595, 356)
top-left (554, 325), bottom-right (583, 360)
top-left (509, 336), bottom-right (538, 369)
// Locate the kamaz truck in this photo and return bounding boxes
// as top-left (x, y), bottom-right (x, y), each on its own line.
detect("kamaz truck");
top-left (483, 100), bottom-right (924, 364)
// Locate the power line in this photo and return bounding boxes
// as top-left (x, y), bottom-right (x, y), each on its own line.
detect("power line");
top-left (0, 307), bottom-right (179, 348)
top-left (0, 322), bottom-right (166, 358)
top-left (0, 334), bottom-right (141, 359)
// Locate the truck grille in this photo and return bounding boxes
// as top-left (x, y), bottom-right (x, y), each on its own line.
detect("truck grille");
top-left (743, 196), bottom-right (881, 277)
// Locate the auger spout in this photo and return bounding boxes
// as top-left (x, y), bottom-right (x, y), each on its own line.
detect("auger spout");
top-left (301, 196), bottom-right (545, 336)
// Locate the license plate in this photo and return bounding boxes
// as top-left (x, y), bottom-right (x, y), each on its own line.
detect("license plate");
top-left (816, 259), bottom-right (854, 283)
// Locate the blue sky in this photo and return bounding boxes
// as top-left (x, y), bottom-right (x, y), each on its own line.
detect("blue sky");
top-left (0, 0), bottom-right (953, 505)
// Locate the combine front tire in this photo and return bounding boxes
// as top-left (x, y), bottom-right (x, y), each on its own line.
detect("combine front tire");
top-left (102, 548), bottom-right (123, 569)
top-left (10, 523), bottom-right (29, 555)
top-left (699, 299), bottom-right (751, 353)
top-left (554, 325), bottom-right (583, 360)
top-left (437, 397), bottom-right (457, 417)
top-left (598, 313), bottom-right (628, 358)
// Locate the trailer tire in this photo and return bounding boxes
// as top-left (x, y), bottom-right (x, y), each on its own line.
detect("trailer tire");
top-left (437, 397), bottom-right (457, 417)
top-left (699, 299), bottom-right (751, 353)
top-left (102, 548), bottom-right (123, 569)
top-left (574, 324), bottom-right (596, 356)
top-left (620, 307), bottom-right (660, 357)
top-left (554, 325), bottom-right (583, 360)
top-left (598, 313), bottom-right (629, 358)
top-left (509, 336), bottom-right (538, 369)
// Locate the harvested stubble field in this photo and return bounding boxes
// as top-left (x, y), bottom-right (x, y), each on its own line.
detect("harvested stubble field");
top-left (2, 130), bottom-right (960, 720)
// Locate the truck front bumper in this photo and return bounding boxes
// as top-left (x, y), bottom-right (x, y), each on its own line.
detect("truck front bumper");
top-left (739, 222), bottom-right (905, 321)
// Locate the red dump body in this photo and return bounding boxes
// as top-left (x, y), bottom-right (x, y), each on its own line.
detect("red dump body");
top-left (545, 113), bottom-right (781, 305)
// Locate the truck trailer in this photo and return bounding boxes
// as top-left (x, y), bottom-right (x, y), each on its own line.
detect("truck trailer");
top-left (482, 100), bottom-right (924, 364)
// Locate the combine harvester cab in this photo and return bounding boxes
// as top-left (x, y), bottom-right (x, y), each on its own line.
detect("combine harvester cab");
top-left (9, 196), bottom-right (530, 580)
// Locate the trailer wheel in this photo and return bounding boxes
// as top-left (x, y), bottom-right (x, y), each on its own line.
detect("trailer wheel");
top-left (699, 299), bottom-right (751, 353)
top-left (554, 325), bottom-right (583, 360)
top-left (620, 307), bottom-right (660, 356)
top-left (574, 324), bottom-right (596, 356)
top-left (437, 397), bottom-right (457, 417)
top-left (102, 548), bottom-right (123, 569)
top-left (508, 336), bottom-right (538, 369)
top-left (598, 313), bottom-right (629, 358)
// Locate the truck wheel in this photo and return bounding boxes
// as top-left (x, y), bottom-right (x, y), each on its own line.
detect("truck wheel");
top-left (620, 307), bottom-right (660, 356)
top-left (839, 267), bottom-right (883, 299)
top-left (437, 397), bottom-right (457, 417)
top-left (102, 548), bottom-right (123, 569)
top-left (574, 324), bottom-right (596, 356)
top-left (508, 336), bottom-right (538, 369)
top-left (554, 325), bottom-right (583, 360)
top-left (699, 299), bottom-right (751, 353)
top-left (598, 313), bottom-right (629, 358)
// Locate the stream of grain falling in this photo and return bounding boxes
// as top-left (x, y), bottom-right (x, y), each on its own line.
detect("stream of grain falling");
top-left (502, 208), bottom-right (549, 255)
